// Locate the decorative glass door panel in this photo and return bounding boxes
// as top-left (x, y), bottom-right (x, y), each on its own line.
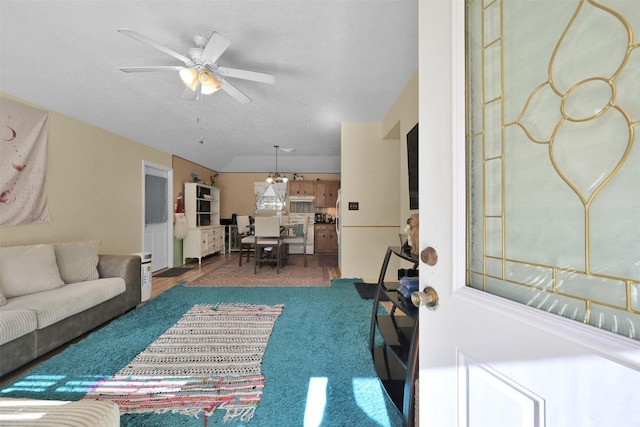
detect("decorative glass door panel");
top-left (466, 0), bottom-right (639, 339)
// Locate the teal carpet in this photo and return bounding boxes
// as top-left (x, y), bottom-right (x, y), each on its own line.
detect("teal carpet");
top-left (1, 279), bottom-right (403, 427)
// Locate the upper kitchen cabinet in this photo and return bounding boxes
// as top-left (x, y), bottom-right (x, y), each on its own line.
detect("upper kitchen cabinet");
top-left (289, 180), bottom-right (340, 207)
top-left (314, 181), bottom-right (327, 207)
top-left (327, 181), bottom-right (340, 208)
top-left (316, 181), bottom-right (340, 207)
top-left (289, 181), bottom-right (315, 197)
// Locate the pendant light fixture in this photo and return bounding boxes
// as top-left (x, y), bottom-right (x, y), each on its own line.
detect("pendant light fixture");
top-left (266, 145), bottom-right (288, 183)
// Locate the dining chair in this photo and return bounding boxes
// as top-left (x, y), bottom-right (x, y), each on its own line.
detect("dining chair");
top-left (236, 215), bottom-right (254, 266)
top-left (281, 215), bottom-right (309, 267)
top-left (254, 216), bottom-right (284, 274)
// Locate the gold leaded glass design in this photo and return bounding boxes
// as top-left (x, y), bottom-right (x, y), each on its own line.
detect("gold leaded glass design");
top-left (466, 0), bottom-right (640, 339)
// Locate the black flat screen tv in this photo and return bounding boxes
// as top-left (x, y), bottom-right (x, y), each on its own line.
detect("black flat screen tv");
top-left (407, 123), bottom-right (419, 210)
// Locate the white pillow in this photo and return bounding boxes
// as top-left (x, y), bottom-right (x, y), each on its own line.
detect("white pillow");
top-left (0, 244), bottom-right (65, 298)
top-left (54, 240), bottom-right (100, 284)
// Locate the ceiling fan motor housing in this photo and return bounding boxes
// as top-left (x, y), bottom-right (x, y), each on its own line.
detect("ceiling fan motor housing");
top-left (193, 34), bottom-right (208, 48)
top-left (188, 47), bottom-right (204, 62)
top-left (188, 47), bottom-right (218, 70)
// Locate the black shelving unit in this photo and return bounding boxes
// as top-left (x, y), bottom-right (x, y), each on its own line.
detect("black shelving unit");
top-left (195, 186), bottom-right (212, 227)
top-left (370, 246), bottom-right (419, 427)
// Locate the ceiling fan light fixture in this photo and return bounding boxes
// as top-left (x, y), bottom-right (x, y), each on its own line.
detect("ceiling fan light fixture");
top-left (179, 67), bottom-right (198, 87)
top-left (199, 70), bottom-right (222, 94)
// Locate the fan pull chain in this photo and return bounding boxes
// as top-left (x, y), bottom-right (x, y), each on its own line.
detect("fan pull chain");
top-left (198, 94), bottom-right (205, 144)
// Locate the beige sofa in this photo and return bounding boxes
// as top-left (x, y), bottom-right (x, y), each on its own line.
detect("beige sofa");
top-left (0, 397), bottom-right (120, 426)
top-left (0, 241), bottom-right (141, 378)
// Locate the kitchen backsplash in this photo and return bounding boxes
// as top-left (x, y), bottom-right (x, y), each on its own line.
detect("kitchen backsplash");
top-left (315, 207), bottom-right (337, 222)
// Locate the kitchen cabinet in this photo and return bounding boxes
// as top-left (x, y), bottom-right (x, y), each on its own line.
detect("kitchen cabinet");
top-left (327, 181), bottom-right (340, 207)
top-left (314, 223), bottom-right (338, 252)
top-left (311, 180), bottom-right (340, 207)
top-left (314, 182), bottom-right (327, 206)
top-left (326, 224), bottom-right (338, 250)
top-left (289, 181), bottom-right (315, 196)
top-left (289, 181), bottom-right (301, 196)
top-left (290, 180), bottom-right (340, 207)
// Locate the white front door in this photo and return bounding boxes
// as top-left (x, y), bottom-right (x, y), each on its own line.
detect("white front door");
top-left (143, 162), bottom-right (173, 272)
top-left (418, 1), bottom-right (640, 426)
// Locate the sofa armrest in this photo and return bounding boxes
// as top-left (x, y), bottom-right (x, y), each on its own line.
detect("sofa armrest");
top-left (97, 255), bottom-right (141, 310)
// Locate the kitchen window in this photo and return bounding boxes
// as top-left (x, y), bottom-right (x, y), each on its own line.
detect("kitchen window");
top-left (254, 182), bottom-right (287, 213)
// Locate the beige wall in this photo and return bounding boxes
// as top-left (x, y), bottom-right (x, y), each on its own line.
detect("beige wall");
top-left (339, 71), bottom-right (419, 281)
top-left (0, 94), bottom-right (172, 255)
top-left (171, 156), bottom-right (218, 212)
top-left (340, 121), bottom-right (401, 282)
top-left (383, 72), bottom-right (419, 224)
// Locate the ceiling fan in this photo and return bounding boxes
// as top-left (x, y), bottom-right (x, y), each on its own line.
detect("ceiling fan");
top-left (118, 29), bottom-right (275, 104)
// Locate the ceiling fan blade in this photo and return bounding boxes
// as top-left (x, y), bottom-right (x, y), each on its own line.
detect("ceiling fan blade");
top-left (119, 66), bottom-right (185, 73)
top-left (219, 78), bottom-right (251, 104)
top-left (118, 29), bottom-right (191, 64)
top-left (216, 67), bottom-right (275, 84)
top-left (201, 31), bottom-right (231, 63)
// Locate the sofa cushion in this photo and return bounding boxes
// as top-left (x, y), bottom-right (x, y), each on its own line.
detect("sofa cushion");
top-left (0, 398), bottom-right (120, 427)
top-left (0, 244), bottom-right (64, 298)
top-left (0, 309), bottom-right (37, 345)
top-left (54, 240), bottom-right (100, 284)
top-left (0, 287), bottom-right (6, 306)
top-left (2, 278), bottom-right (126, 329)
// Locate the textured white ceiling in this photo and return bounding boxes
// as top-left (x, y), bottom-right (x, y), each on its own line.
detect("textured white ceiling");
top-left (0, 0), bottom-right (418, 173)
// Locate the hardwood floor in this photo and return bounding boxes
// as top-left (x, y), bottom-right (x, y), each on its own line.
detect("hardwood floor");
top-left (151, 251), bottom-right (341, 298)
top-left (151, 253), bottom-right (229, 298)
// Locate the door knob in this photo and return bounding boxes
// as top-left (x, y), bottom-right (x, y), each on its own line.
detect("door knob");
top-left (420, 246), bottom-right (438, 266)
top-left (411, 286), bottom-right (439, 309)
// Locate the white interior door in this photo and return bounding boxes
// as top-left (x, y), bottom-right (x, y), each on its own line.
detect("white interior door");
top-left (143, 161), bottom-right (173, 272)
top-left (417, 1), bottom-right (640, 426)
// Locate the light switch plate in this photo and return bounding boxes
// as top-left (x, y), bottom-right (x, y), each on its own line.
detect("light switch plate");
top-left (348, 202), bottom-right (359, 210)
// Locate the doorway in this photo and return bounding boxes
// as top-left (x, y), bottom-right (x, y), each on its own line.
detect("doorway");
top-left (143, 161), bottom-right (173, 272)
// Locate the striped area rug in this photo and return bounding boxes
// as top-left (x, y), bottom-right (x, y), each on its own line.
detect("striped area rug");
top-left (83, 304), bottom-right (284, 422)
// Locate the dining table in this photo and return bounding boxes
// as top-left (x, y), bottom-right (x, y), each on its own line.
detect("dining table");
top-left (248, 223), bottom-right (297, 234)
